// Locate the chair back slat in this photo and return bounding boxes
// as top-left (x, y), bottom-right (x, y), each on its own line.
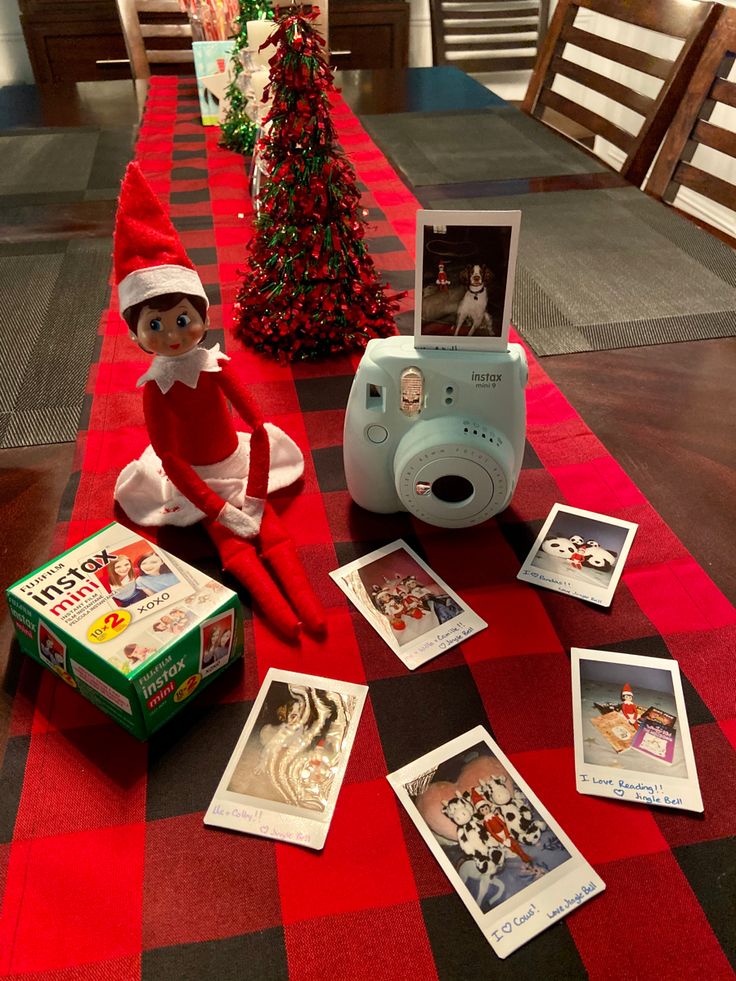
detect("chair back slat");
top-left (576, 0), bottom-right (713, 39)
top-left (146, 49), bottom-right (196, 64)
top-left (446, 38), bottom-right (539, 52)
top-left (140, 24), bottom-right (192, 39)
top-left (646, 7), bottom-right (736, 240)
top-left (135, 0), bottom-right (183, 12)
top-left (116, 0), bottom-right (196, 79)
top-left (693, 119), bottom-right (736, 159)
top-left (444, 23), bottom-right (539, 36)
top-left (441, 4), bottom-right (541, 21)
top-left (523, 0), bottom-right (721, 184)
top-left (563, 27), bottom-right (674, 80)
top-left (674, 161), bottom-right (736, 213)
top-left (550, 55), bottom-right (655, 116)
top-left (711, 77), bottom-right (736, 109)
top-left (539, 88), bottom-right (635, 152)
top-left (431, 0), bottom-right (550, 74)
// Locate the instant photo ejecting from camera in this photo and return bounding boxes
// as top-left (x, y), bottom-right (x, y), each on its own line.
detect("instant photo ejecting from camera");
top-left (344, 211), bottom-right (525, 529)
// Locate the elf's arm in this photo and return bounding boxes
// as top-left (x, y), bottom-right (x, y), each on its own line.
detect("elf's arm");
top-left (217, 360), bottom-right (271, 499)
top-left (143, 382), bottom-right (264, 537)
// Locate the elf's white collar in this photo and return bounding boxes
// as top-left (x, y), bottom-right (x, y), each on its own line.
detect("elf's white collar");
top-left (136, 343), bottom-right (229, 393)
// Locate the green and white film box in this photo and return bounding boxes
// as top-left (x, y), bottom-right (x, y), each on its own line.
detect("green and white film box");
top-left (6, 522), bottom-right (244, 739)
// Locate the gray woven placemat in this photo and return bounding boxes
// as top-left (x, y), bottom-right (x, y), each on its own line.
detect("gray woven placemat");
top-left (0, 127), bottom-right (134, 447)
top-left (425, 186), bottom-right (736, 355)
top-left (360, 108), bottom-right (607, 186)
top-left (0, 239), bottom-right (111, 448)
top-left (0, 130), bottom-right (99, 196)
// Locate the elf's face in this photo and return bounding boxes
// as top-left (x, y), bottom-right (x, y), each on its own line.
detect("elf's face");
top-left (136, 298), bottom-right (206, 357)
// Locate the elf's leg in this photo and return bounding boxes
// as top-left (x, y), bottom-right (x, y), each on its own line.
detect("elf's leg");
top-left (205, 517), bottom-right (300, 641)
top-left (257, 503), bottom-right (327, 636)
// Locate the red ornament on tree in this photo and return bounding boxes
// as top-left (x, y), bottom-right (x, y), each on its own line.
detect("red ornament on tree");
top-left (233, 4), bottom-right (399, 361)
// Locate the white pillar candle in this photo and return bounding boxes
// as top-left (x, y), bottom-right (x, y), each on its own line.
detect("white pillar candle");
top-left (247, 19), bottom-right (276, 59)
top-left (250, 69), bottom-right (270, 106)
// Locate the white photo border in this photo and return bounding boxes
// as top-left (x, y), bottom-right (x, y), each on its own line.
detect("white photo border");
top-left (329, 539), bottom-right (487, 669)
top-left (37, 619), bottom-right (67, 672)
top-left (517, 503), bottom-right (638, 607)
top-left (204, 667), bottom-right (368, 850)
top-left (414, 209), bottom-right (521, 352)
top-left (571, 647), bottom-right (703, 812)
top-left (198, 607), bottom-right (236, 679)
top-left (387, 726), bottom-right (605, 959)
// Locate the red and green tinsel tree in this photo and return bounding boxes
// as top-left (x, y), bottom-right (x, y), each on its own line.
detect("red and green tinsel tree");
top-left (233, 5), bottom-right (399, 361)
top-left (220, 0), bottom-right (274, 154)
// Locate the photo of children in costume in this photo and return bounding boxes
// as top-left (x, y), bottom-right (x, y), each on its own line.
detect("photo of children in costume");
top-left (111, 162), bottom-right (325, 643)
top-left (405, 742), bottom-right (571, 914)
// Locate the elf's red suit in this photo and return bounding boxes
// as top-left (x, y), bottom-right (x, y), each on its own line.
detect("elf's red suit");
top-left (112, 162), bottom-right (324, 641)
top-left (620, 683), bottom-right (639, 728)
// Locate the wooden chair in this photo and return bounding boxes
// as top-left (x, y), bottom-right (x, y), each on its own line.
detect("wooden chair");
top-left (429, 0), bottom-right (551, 76)
top-left (116, 0), bottom-right (195, 79)
top-left (522, 0), bottom-right (721, 186)
top-left (646, 5), bottom-right (736, 237)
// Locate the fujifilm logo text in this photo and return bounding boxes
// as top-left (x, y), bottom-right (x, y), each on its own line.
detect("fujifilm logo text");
top-left (21, 549), bottom-right (118, 616)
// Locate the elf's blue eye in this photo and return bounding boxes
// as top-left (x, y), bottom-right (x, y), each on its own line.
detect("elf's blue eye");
top-left (149, 319), bottom-right (162, 332)
top-left (176, 314), bottom-right (191, 328)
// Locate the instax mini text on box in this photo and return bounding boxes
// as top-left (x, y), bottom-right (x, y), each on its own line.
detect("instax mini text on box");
top-left (6, 522), bottom-right (243, 739)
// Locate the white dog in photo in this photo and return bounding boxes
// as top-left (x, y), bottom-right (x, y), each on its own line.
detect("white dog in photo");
top-left (454, 264), bottom-right (493, 336)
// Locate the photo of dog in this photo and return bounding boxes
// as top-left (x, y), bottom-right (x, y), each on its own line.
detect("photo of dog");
top-left (455, 264), bottom-right (493, 336)
top-left (415, 210), bottom-right (520, 350)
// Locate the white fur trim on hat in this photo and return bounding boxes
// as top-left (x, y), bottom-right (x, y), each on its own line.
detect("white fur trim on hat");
top-left (118, 263), bottom-right (208, 315)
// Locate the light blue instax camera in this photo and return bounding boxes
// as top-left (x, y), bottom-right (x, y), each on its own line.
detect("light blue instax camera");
top-left (343, 335), bottom-right (528, 529)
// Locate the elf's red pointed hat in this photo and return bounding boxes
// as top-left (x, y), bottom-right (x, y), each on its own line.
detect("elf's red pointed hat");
top-left (113, 161), bottom-right (208, 316)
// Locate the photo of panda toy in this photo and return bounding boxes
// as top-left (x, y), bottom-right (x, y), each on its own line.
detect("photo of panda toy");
top-left (538, 535), bottom-right (618, 579)
top-left (540, 537), bottom-right (577, 560)
top-left (581, 543), bottom-right (617, 572)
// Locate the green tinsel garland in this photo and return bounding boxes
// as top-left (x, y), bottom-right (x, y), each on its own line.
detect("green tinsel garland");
top-left (219, 0), bottom-right (274, 155)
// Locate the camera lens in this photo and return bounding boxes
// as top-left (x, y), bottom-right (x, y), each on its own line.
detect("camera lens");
top-left (431, 474), bottom-right (474, 504)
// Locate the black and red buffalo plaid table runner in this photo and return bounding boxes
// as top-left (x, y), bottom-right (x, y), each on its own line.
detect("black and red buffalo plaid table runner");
top-left (1, 78), bottom-right (735, 980)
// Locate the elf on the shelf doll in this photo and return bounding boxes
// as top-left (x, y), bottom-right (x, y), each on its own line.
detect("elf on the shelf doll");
top-left (620, 683), bottom-right (640, 728)
top-left (471, 789), bottom-right (532, 865)
top-left (112, 162), bottom-right (324, 641)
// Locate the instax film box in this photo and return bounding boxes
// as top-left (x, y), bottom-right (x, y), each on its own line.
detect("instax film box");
top-left (6, 522), bottom-right (244, 739)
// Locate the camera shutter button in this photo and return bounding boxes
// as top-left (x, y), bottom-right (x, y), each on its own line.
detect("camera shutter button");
top-left (366, 425), bottom-right (389, 444)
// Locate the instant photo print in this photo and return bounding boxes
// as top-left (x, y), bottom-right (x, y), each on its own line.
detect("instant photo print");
top-left (329, 539), bottom-right (487, 669)
top-left (414, 209), bottom-right (520, 351)
top-left (199, 608), bottom-right (236, 679)
top-left (572, 648), bottom-right (703, 812)
top-left (517, 503), bottom-right (638, 607)
top-left (387, 727), bottom-right (604, 959)
top-left (38, 622), bottom-right (69, 678)
top-left (205, 668), bottom-right (368, 850)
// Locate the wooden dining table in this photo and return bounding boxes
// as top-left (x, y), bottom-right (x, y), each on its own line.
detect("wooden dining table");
top-left (0, 66), bottom-right (734, 980)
